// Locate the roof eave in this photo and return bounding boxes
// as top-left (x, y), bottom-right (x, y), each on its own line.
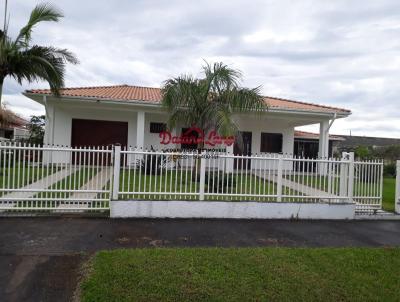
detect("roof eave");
top-left (24, 92), bottom-right (351, 117)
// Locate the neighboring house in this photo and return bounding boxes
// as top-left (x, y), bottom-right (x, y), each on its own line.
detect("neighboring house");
top-left (294, 130), bottom-right (345, 158)
top-left (0, 112), bottom-right (29, 141)
top-left (24, 85), bottom-right (351, 159)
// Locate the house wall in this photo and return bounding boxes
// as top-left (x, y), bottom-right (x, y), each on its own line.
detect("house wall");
top-left (234, 115), bottom-right (294, 155)
top-left (46, 101), bottom-right (296, 165)
top-left (49, 104), bottom-right (137, 147)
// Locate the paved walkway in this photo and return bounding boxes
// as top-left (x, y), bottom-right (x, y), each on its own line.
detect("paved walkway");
top-left (56, 167), bottom-right (112, 211)
top-left (1, 218), bottom-right (400, 301)
top-left (0, 168), bottom-right (78, 209)
top-left (254, 171), bottom-right (337, 200)
top-left (67, 167), bottom-right (111, 201)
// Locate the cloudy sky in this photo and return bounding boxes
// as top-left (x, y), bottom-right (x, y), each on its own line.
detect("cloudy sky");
top-left (3, 0), bottom-right (400, 137)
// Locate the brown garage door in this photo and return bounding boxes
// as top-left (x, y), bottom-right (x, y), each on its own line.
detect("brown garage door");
top-left (71, 119), bottom-right (128, 148)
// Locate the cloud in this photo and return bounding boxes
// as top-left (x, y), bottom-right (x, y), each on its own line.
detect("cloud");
top-left (2, 0), bottom-right (400, 137)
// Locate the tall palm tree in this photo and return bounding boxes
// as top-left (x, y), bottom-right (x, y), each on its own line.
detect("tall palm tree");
top-left (0, 2), bottom-right (78, 107)
top-left (162, 61), bottom-right (266, 150)
top-left (162, 62), bottom-right (266, 179)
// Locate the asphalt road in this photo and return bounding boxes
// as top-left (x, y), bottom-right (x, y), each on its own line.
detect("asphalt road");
top-left (1, 217), bottom-right (400, 301)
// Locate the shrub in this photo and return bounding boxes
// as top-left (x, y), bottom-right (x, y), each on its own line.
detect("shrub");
top-left (139, 153), bottom-right (164, 175)
top-left (383, 163), bottom-right (396, 178)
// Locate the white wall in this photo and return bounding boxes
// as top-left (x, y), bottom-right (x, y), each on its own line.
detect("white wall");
top-left (234, 115), bottom-right (294, 170)
top-left (51, 103), bottom-right (137, 147)
top-left (111, 200), bottom-right (356, 220)
top-left (144, 112), bottom-right (170, 150)
top-left (48, 102), bottom-right (138, 163)
top-left (234, 115), bottom-right (294, 155)
top-left (48, 100), bottom-right (297, 165)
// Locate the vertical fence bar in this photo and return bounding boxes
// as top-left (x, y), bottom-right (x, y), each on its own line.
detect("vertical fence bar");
top-left (339, 152), bottom-right (348, 197)
top-left (347, 152), bottom-right (354, 203)
top-left (396, 160), bottom-right (400, 214)
top-left (112, 146), bottom-right (121, 200)
top-left (276, 155), bottom-right (283, 202)
top-left (379, 160), bottom-right (383, 210)
top-left (199, 152), bottom-right (206, 201)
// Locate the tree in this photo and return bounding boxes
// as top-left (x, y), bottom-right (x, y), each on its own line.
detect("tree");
top-left (27, 115), bottom-right (45, 145)
top-left (162, 62), bottom-right (266, 179)
top-left (162, 62), bottom-right (266, 150)
top-left (0, 2), bottom-right (78, 107)
top-left (354, 146), bottom-right (371, 160)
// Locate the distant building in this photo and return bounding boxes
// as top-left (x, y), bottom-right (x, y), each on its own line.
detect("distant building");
top-left (0, 111), bottom-right (29, 141)
top-left (294, 130), bottom-right (344, 158)
top-left (293, 131), bottom-right (400, 158)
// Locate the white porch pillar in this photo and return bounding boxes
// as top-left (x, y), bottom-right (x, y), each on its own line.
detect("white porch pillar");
top-left (136, 111), bottom-right (145, 149)
top-left (318, 120), bottom-right (329, 158)
top-left (43, 96), bottom-right (55, 146)
top-left (225, 143), bottom-right (234, 173)
top-left (43, 96), bottom-right (55, 164)
top-left (171, 127), bottom-right (178, 150)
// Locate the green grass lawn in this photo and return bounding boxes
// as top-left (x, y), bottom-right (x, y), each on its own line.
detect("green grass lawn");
top-left (81, 247), bottom-right (400, 302)
top-left (0, 165), bottom-right (61, 196)
top-left (286, 174), bottom-right (382, 197)
top-left (286, 174), bottom-right (398, 211)
top-left (35, 167), bottom-right (109, 203)
top-left (382, 177), bottom-right (395, 212)
top-left (286, 174), bottom-right (339, 192)
top-left (118, 170), bottom-right (299, 201)
top-left (0, 166), bottom-right (61, 187)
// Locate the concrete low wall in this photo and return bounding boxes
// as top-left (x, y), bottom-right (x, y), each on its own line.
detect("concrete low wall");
top-left (111, 200), bottom-right (355, 220)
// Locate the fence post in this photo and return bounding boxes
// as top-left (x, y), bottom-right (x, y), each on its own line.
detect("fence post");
top-left (277, 155), bottom-right (283, 202)
top-left (347, 152), bottom-right (355, 203)
top-left (199, 152), bottom-right (206, 201)
top-left (339, 152), bottom-right (349, 198)
top-left (112, 145), bottom-right (121, 200)
top-left (396, 160), bottom-right (400, 214)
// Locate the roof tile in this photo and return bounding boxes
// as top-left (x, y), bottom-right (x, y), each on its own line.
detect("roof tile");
top-left (26, 85), bottom-right (350, 114)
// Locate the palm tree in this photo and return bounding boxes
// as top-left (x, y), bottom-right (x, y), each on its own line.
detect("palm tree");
top-left (162, 61), bottom-right (266, 150)
top-left (0, 2), bottom-right (78, 107)
top-left (162, 62), bottom-right (266, 179)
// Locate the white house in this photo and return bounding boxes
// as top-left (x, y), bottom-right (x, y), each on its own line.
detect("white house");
top-left (0, 112), bottom-right (29, 142)
top-left (24, 85), bottom-right (351, 159)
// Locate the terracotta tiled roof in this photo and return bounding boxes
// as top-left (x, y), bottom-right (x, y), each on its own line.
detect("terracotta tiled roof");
top-left (295, 130), bottom-right (345, 141)
top-left (26, 84), bottom-right (350, 114)
top-left (0, 108), bottom-right (27, 128)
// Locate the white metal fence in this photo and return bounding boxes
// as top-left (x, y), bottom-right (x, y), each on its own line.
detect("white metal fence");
top-left (0, 143), bottom-right (384, 213)
top-left (115, 147), bottom-right (383, 212)
top-left (395, 161), bottom-right (400, 214)
top-left (0, 143), bottom-right (113, 212)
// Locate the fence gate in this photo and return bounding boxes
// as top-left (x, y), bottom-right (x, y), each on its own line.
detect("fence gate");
top-left (0, 143), bottom-right (113, 213)
top-left (352, 156), bottom-right (384, 213)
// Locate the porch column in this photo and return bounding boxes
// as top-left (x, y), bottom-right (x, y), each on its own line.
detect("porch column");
top-left (43, 96), bottom-right (55, 146)
top-left (171, 127), bottom-right (178, 150)
top-left (225, 143), bottom-right (234, 173)
top-left (318, 120), bottom-right (329, 158)
top-left (136, 111), bottom-right (145, 149)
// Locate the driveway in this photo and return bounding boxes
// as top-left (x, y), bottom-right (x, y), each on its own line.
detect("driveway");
top-left (1, 217), bottom-right (400, 301)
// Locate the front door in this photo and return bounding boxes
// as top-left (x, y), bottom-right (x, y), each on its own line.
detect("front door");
top-left (234, 131), bottom-right (252, 169)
